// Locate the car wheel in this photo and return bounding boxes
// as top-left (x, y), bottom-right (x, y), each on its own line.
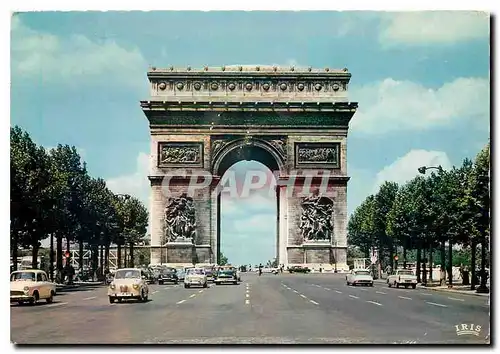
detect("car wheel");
top-left (412, 284), bottom-right (416, 289)
top-left (369, 283), bottom-right (374, 287)
top-left (215, 282), bottom-right (220, 285)
top-left (117, 298), bottom-right (122, 303)
top-left (158, 281), bottom-right (163, 285)
top-left (29, 292), bottom-right (39, 306)
top-left (233, 281), bottom-right (238, 285)
top-left (175, 281), bottom-right (178, 285)
top-left (109, 296), bottom-right (115, 304)
top-left (203, 282), bottom-right (208, 288)
top-left (395, 282), bottom-right (399, 288)
top-left (46, 291), bottom-right (54, 304)
top-left (388, 281), bottom-right (392, 287)
top-left (184, 284), bottom-right (189, 288)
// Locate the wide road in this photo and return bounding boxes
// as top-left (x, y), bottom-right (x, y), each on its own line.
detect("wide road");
top-left (11, 273), bottom-right (490, 344)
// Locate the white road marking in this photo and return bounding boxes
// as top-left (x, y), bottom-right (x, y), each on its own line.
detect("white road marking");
top-left (83, 296), bottom-right (96, 300)
top-left (366, 300), bottom-right (382, 306)
top-left (398, 296), bottom-right (412, 300)
top-left (177, 300), bottom-right (186, 304)
top-left (300, 294), bottom-right (307, 299)
top-left (309, 300), bottom-right (319, 305)
top-left (293, 290), bottom-right (299, 293)
top-left (198, 290), bottom-right (203, 293)
top-left (324, 287), bottom-right (331, 291)
top-left (348, 295), bottom-right (359, 299)
top-left (359, 288), bottom-right (368, 291)
top-left (245, 299), bottom-right (250, 305)
top-left (189, 294), bottom-right (196, 298)
top-left (426, 301), bottom-right (447, 308)
top-left (334, 290), bottom-right (342, 294)
top-left (421, 293), bottom-right (432, 296)
top-left (245, 294), bottom-right (250, 298)
top-left (152, 290), bottom-right (158, 294)
top-left (376, 291), bottom-right (387, 295)
top-left (246, 289), bottom-right (249, 293)
top-left (46, 302), bottom-right (68, 308)
top-left (447, 297), bottom-right (465, 302)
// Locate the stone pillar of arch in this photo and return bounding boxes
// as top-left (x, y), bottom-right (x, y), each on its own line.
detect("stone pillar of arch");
top-left (141, 65), bottom-right (357, 270)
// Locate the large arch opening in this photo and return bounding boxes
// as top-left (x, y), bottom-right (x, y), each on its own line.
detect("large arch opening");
top-left (215, 141), bottom-right (282, 269)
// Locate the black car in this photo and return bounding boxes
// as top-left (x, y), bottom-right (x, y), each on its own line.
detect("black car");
top-left (158, 267), bottom-right (178, 285)
top-left (215, 268), bottom-right (238, 285)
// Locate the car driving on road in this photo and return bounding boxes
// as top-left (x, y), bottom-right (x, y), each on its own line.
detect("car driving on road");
top-left (387, 269), bottom-right (417, 289)
top-left (108, 268), bottom-right (149, 303)
top-left (158, 267), bottom-right (178, 285)
top-left (10, 269), bottom-right (56, 305)
top-left (346, 269), bottom-right (374, 286)
top-left (215, 268), bottom-right (238, 285)
top-left (184, 268), bottom-right (208, 288)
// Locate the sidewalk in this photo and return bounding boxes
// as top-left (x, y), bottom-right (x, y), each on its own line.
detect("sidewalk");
top-left (374, 279), bottom-right (489, 297)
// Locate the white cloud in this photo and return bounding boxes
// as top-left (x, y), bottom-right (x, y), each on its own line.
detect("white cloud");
top-left (379, 11), bottom-right (490, 45)
top-left (372, 149), bottom-right (453, 193)
top-left (11, 17), bottom-right (148, 88)
top-left (350, 77), bottom-right (490, 135)
top-left (106, 152), bottom-right (150, 210)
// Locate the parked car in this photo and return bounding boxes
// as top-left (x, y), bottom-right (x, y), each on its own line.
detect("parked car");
top-left (215, 268), bottom-right (238, 285)
top-left (184, 268), bottom-right (208, 288)
top-left (387, 269), bottom-right (417, 289)
top-left (10, 269), bottom-right (56, 305)
top-left (108, 268), bottom-right (149, 303)
top-left (346, 269), bottom-right (374, 286)
top-left (158, 267), bottom-right (178, 285)
top-left (176, 268), bottom-right (186, 282)
top-left (288, 266), bottom-right (311, 273)
top-left (204, 267), bottom-right (216, 282)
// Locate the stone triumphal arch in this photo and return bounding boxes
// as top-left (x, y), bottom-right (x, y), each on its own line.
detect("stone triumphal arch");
top-left (141, 65), bottom-right (358, 270)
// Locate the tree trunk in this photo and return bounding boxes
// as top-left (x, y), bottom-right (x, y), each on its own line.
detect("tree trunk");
top-left (440, 241), bottom-right (446, 286)
top-left (56, 234), bottom-right (63, 273)
top-left (49, 233), bottom-right (54, 282)
top-left (31, 240), bottom-right (39, 269)
top-left (104, 243), bottom-right (110, 270)
top-left (99, 245), bottom-right (104, 277)
top-left (429, 244), bottom-right (433, 283)
top-left (129, 242), bottom-right (134, 268)
top-left (448, 240), bottom-right (453, 287)
top-left (91, 243), bottom-right (99, 281)
top-left (66, 237), bottom-right (71, 253)
top-left (79, 239), bottom-right (84, 275)
top-left (470, 240), bottom-right (477, 290)
top-left (389, 243), bottom-right (394, 271)
top-left (12, 231), bottom-right (18, 271)
top-left (117, 243), bottom-right (122, 269)
top-left (422, 248), bottom-right (427, 285)
top-left (416, 245), bottom-right (421, 283)
top-left (403, 246), bottom-right (407, 269)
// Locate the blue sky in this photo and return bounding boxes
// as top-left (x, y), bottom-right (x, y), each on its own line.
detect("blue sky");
top-left (11, 11), bottom-right (490, 266)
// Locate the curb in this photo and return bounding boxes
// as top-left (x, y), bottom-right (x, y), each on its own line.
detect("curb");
top-left (374, 279), bottom-right (489, 297)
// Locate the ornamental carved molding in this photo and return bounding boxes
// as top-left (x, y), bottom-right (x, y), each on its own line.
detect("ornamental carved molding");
top-left (158, 142), bottom-right (203, 168)
top-left (147, 66), bottom-right (350, 101)
top-left (299, 192), bottom-right (334, 243)
top-left (164, 193), bottom-right (197, 244)
top-left (295, 142), bottom-right (340, 169)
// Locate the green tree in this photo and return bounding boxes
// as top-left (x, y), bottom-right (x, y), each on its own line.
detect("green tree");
top-left (122, 196), bottom-right (149, 267)
top-left (373, 182), bottom-right (399, 269)
top-left (219, 252), bottom-right (229, 266)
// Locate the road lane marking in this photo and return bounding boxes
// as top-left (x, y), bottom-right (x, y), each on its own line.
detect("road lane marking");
top-left (421, 293), bottom-right (432, 296)
top-left (376, 291), bottom-right (387, 295)
top-left (359, 288), bottom-right (368, 291)
top-left (245, 299), bottom-right (250, 305)
top-left (189, 294), bottom-right (196, 298)
top-left (348, 295), bottom-right (359, 299)
top-left (198, 290), bottom-right (203, 293)
top-left (324, 287), bottom-right (331, 291)
top-left (83, 296), bottom-right (96, 300)
top-left (334, 290), bottom-right (342, 294)
top-left (46, 302), bottom-right (68, 308)
top-left (177, 300), bottom-right (186, 304)
top-left (246, 294), bottom-right (250, 298)
top-left (152, 290), bottom-right (158, 294)
top-left (426, 301), bottom-right (447, 308)
top-left (300, 294), bottom-right (307, 299)
top-left (366, 300), bottom-right (382, 306)
top-left (398, 296), bottom-right (412, 300)
top-left (448, 297), bottom-right (465, 302)
top-left (309, 300), bottom-right (319, 305)
top-left (293, 290), bottom-right (299, 293)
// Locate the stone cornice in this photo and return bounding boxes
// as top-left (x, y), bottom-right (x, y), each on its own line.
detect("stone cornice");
top-left (145, 66), bottom-right (353, 103)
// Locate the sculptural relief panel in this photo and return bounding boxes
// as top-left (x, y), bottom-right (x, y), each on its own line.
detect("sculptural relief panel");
top-left (164, 193), bottom-right (197, 243)
top-left (299, 193), bottom-right (334, 243)
top-left (294, 142), bottom-right (340, 169)
top-left (157, 142), bottom-right (204, 168)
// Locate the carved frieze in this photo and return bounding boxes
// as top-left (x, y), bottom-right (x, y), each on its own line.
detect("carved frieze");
top-left (299, 193), bottom-right (334, 242)
top-left (164, 193), bottom-right (197, 243)
top-left (295, 142), bottom-right (340, 169)
top-left (211, 139), bottom-right (231, 158)
top-left (265, 137), bottom-right (287, 162)
top-left (158, 142), bottom-right (203, 167)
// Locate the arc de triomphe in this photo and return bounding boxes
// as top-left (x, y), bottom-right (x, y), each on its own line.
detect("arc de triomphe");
top-left (141, 65), bottom-right (357, 270)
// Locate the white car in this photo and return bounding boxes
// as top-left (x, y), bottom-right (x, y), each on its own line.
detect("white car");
top-left (184, 268), bottom-right (208, 288)
top-left (387, 269), bottom-right (417, 289)
top-left (107, 268), bottom-right (149, 303)
top-left (346, 269), bottom-right (374, 286)
top-left (10, 269), bottom-right (56, 305)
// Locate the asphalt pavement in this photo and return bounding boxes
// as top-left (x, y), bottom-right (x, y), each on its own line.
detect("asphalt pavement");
top-left (10, 273), bottom-right (490, 344)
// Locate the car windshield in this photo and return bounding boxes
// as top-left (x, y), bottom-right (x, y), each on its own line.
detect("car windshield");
top-left (219, 270), bottom-right (234, 275)
top-left (355, 271), bottom-right (370, 275)
top-left (398, 270), bottom-right (413, 275)
top-left (11, 272), bottom-right (36, 281)
top-left (163, 268), bottom-right (176, 274)
top-left (187, 268), bottom-right (204, 275)
top-left (114, 270), bottom-right (141, 279)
